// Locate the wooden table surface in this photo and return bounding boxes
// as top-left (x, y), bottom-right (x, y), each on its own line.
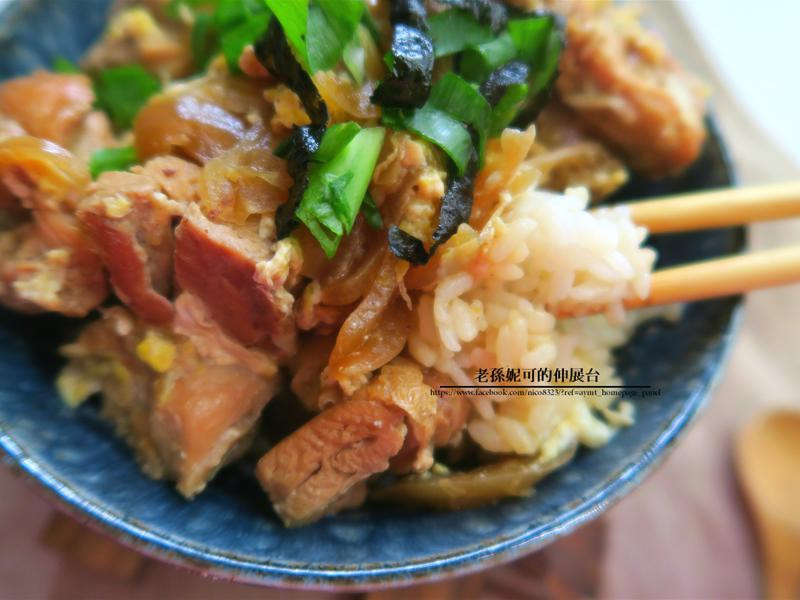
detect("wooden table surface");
top-left (2, 3), bottom-right (799, 599)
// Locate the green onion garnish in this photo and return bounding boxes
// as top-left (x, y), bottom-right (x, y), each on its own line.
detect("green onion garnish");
top-left (428, 9), bottom-right (492, 58)
top-left (89, 146), bottom-right (139, 179)
top-left (93, 66), bottom-right (161, 130)
top-left (296, 126), bottom-right (385, 257)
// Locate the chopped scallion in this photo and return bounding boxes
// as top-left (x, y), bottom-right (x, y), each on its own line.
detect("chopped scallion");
top-left (89, 146), bottom-right (139, 179)
top-left (93, 66), bottom-right (161, 130)
top-left (428, 9), bottom-right (492, 58)
top-left (52, 56), bottom-right (81, 74)
top-left (297, 127), bottom-right (386, 257)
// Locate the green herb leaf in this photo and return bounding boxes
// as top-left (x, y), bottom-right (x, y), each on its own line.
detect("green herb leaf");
top-left (93, 66), bottom-right (161, 130)
top-left (297, 127), bottom-right (385, 257)
top-left (361, 193), bottom-right (383, 228)
top-left (89, 146), bottom-right (139, 179)
top-left (428, 72), bottom-right (490, 160)
top-left (428, 9), bottom-right (492, 57)
top-left (52, 56), bottom-right (81, 74)
top-left (264, 0), bottom-right (310, 68)
top-left (314, 122), bottom-right (361, 163)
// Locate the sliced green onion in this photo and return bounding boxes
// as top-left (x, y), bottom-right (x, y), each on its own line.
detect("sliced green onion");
top-left (428, 9), bottom-right (492, 58)
top-left (508, 16), bottom-right (553, 66)
top-left (361, 8), bottom-right (382, 44)
top-left (52, 56), bottom-right (81, 74)
top-left (89, 146), bottom-right (139, 179)
top-left (343, 26), bottom-right (370, 85)
top-left (264, 0), bottom-right (309, 67)
top-left (385, 105), bottom-right (471, 174)
top-left (93, 66), bottom-right (161, 130)
top-left (459, 33), bottom-right (516, 82)
top-left (488, 82), bottom-right (528, 135)
top-left (428, 72), bottom-right (490, 159)
top-left (361, 193), bottom-right (383, 229)
top-left (313, 122), bottom-right (361, 163)
top-left (191, 12), bottom-right (218, 70)
top-left (307, 0), bottom-right (364, 73)
top-left (218, 11), bottom-right (271, 70)
top-left (297, 127), bottom-right (386, 257)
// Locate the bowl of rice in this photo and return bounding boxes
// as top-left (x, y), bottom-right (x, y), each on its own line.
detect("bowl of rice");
top-left (0, 0), bottom-right (743, 589)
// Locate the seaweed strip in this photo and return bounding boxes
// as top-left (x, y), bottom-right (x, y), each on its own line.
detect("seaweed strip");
top-left (480, 60), bottom-right (529, 106)
top-left (388, 225), bottom-right (430, 264)
top-left (255, 19), bottom-right (328, 125)
top-left (389, 149), bottom-right (478, 264)
top-left (255, 20), bottom-right (330, 237)
top-left (371, 0), bottom-right (434, 109)
top-left (390, 0), bottom-right (428, 31)
top-left (274, 125), bottom-right (326, 237)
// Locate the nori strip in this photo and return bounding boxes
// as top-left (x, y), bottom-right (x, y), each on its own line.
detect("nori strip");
top-left (274, 125), bottom-right (326, 237)
top-left (438, 0), bottom-right (508, 33)
top-left (254, 19), bottom-right (328, 125)
top-left (255, 20), bottom-right (330, 237)
top-left (372, 0), bottom-right (434, 109)
top-left (390, 0), bottom-right (428, 31)
top-left (388, 225), bottom-right (430, 264)
top-left (371, 24), bottom-right (434, 109)
top-left (389, 149), bottom-right (478, 264)
top-left (480, 60), bottom-right (529, 106)
top-left (431, 149), bottom-right (477, 246)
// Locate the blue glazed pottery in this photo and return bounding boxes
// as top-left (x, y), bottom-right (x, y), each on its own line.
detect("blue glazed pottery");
top-left (0, 0), bottom-right (743, 589)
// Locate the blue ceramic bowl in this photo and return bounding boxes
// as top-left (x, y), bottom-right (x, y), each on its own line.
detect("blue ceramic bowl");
top-left (0, 0), bottom-right (743, 590)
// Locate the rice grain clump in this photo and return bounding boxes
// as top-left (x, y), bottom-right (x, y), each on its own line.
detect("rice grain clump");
top-left (408, 186), bottom-right (656, 460)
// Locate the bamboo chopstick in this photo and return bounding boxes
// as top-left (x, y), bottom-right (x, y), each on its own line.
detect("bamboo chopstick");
top-left (625, 245), bottom-right (800, 310)
top-left (618, 181), bottom-right (800, 233)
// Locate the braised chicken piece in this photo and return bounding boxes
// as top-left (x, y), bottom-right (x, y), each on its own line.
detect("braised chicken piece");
top-left (77, 156), bottom-right (200, 324)
top-left (59, 305), bottom-right (279, 496)
top-left (0, 137), bottom-right (106, 315)
top-left (174, 205), bottom-right (300, 356)
top-left (553, 1), bottom-right (707, 178)
top-left (353, 358), bottom-right (437, 473)
top-left (0, 71), bottom-right (114, 159)
top-left (173, 292), bottom-right (279, 378)
top-left (531, 102), bottom-right (628, 200)
top-left (151, 349), bottom-right (277, 497)
top-left (256, 397), bottom-right (406, 526)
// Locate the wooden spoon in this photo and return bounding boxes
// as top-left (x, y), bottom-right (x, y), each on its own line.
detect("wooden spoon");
top-left (736, 410), bottom-right (800, 599)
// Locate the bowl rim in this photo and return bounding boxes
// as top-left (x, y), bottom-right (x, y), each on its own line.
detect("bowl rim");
top-left (0, 0), bottom-right (745, 588)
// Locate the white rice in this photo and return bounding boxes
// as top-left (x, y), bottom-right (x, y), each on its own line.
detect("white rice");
top-left (408, 185), bottom-right (659, 460)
